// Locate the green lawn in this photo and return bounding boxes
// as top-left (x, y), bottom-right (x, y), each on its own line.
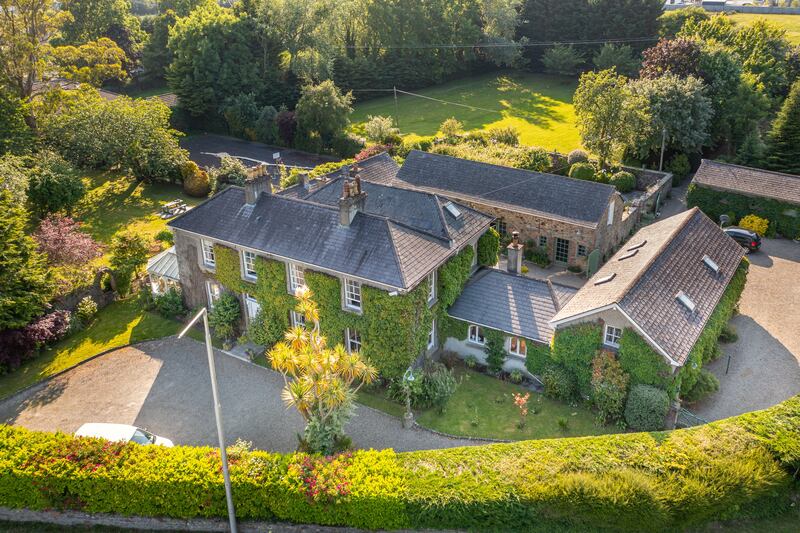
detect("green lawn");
top-left (361, 367), bottom-right (620, 441)
top-left (351, 71), bottom-right (582, 153)
top-left (728, 13), bottom-right (800, 45)
top-left (0, 299), bottom-right (186, 400)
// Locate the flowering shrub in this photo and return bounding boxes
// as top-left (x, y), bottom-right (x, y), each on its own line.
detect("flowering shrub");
top-left (355, 144), bottom-right (393, 161)
top-left (738, 214), bottom-right (769, 237)
top-left (0, 310), bottom-right (71, 373)
top-left (513, 392), bottom-right (530, 429)
top-left (287, 453), bottom-right (353, 505)
top-left (591, 351), bottom-right (630, 424)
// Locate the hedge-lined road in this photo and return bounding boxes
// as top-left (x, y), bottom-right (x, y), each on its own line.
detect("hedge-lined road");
top-left (693, 237), bottom-right (800, 421)
top-left (0, 338), bottom-right (477, 453)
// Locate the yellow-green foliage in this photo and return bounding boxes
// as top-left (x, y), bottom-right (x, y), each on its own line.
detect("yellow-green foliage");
top-left (738, 214), bottom-right (770, 237)
top-left (1, 396), bottom-right (797, 531)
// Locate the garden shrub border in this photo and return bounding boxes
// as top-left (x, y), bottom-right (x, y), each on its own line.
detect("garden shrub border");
top-left (0, 395), bottom-right (796, 531)
top-left (687, 184), bottom-right (800, 238)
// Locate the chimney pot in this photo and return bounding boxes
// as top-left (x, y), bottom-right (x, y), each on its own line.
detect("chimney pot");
top-left (339, 178), bottom-right (368, 226)
top-left (506, 230), bottom-right (524, 275)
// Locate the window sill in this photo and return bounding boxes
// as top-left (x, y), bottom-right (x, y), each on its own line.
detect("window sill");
top-left (507, 352), bottom-right (526, 361)
top-left (466, 340), bottom-right (485, 347)
top-left (603, 342), bottom-right (620, 350)
top-left (344, 306), bottom-right (363, 315)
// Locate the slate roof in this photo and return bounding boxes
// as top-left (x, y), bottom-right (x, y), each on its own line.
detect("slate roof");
top-left (448, 269), bottom-right (577, 343)
top-left (373, 150), bottom-right (617, 227)
top-left (693, 159), bottom-right (800, 205)
top-left (279, 152), bottom-right (399, 200)
top-left (168, 185), bottom-right (491, 291)
top-left (146, 246), bottom-right (180, 281)
top-left (552, 208), bottom-right (745, 365)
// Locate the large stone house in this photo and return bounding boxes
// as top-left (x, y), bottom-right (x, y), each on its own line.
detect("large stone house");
top-left (358, 150), bottom-right (631, 269)
top-left (167, 167), bottom-right (493, 376)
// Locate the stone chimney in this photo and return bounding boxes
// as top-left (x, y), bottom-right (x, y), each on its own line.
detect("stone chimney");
top-left (339, 171), bottom-right (367, 227)
top-left (300, 173), bottom-right (311, 190)
top-left (507, 231), bottom-right (523, 275)
top-left (244, 175), bottom-right (272, 205)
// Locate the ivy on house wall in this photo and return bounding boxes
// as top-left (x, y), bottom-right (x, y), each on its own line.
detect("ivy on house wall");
top-left (687, 184), bottom-right (800, 238)
top-left (477, 227), bottom-right (500, 267)
top-left (524, 341), bottom-right (552, 375)
top-left (616, 330), bottom-right (672, 390)
top-left (437, 245), bottom-right (474, 309)
top-left (550, 323), bottom-right (603, 397)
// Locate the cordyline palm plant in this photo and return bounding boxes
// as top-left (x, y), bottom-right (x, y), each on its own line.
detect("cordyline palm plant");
top-left (268, 286), bottom-right (378, 454)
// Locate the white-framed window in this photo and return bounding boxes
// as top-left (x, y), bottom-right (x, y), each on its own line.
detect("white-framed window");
top-left (467, 324), bottom-right (485, 345)
top-left (508, 336), bottom-right (527, 357)
top-left (206, 280), bottom-right (221, 309)
top-left (244, 293), bottom-right (260, 319)
top-left (607, 201), bottom-right (615, 226)
top-left (201, 240), bottom-right (215, 267)
top-left (427, 319), bottom-right (436, 350)
top-left (288, 263), bottom-right (305, 294)
top-left (242, 250), bottom-right (257, 280)
top-left (290, 310), bottom-right (305, 328)
top-left (604, 325), bottom-right (622, 348)
top-left (344, 278), bottom-right (362, 311)
top-left (427, 271), bottom-right (436, 304)
top-left (345, 328), bottom-right (362, 353)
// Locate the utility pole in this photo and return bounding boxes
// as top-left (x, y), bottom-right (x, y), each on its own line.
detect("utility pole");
top-left (179, 308), bottom-right (237, 533)
top-left (659, 126), bottom-right (667, 172)
top-left (393, 86), bottom-right (400, 129)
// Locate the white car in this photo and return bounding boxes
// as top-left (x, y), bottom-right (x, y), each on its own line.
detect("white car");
top-left (75, 423), bottom-right (174, 447)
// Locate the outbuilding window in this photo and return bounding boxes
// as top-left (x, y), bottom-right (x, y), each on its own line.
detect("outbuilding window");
top-left (508, 336), bottom-right (527, 357)
top-left (604, 325), bottom-right (622, 348)
top-left (468, 325), bottom-right (485, 345)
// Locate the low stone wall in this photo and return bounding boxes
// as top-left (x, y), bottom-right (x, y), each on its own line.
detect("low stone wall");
top-left (51, 268), bottom-right (117, 313)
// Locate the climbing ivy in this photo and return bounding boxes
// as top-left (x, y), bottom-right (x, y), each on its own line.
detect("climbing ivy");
top-left (687, 184), bottom-right (800, 238)
top-left (477, 227), bottom-right (500, 267)
top-left (617, 330), bottom-right (672, 390)
top-left (550, 323), bottom-right (603, 398)
top-left (437, 245), bottom-right (474, 309)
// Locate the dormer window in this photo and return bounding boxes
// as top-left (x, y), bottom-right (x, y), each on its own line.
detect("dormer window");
top-left (676, 291), bottom-right (696, 313)
top-left (702, 255), bottom-right (720, 273)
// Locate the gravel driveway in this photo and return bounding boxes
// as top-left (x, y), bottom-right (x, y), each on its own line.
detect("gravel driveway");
top-left (692, 238), bottom-right (800, 421)
top-left (0, 338), bottom-right (476, 453)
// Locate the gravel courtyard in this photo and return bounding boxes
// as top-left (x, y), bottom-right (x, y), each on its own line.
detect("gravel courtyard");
top-left (0, 337), bottom-right (476, 453)
top-left (693, 238), bottom-right (800, 421)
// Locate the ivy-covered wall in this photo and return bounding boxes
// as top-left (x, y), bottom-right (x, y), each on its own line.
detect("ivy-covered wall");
top-left (617, 330), bottom-right (672, 390)
top-left (688, 184), bottom-right (800, 238)
top-left (211, 244), bottom-right (480, 379)
top-left (550, 323), bottom-right (603, 397)
top-left (476, 227), bottom-right (500, 267)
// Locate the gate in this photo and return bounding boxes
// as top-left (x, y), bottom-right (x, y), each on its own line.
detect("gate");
top-left (586, 248), bottom-right (601, 278)
top-left (676, 408), bottom-right (709, 428)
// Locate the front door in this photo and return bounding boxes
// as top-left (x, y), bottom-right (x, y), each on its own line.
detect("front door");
top-left (555, 238), bottom-right (570, 264)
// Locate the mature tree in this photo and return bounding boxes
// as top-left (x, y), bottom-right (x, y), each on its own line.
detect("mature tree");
top-left (33, 215), bottom-right (102, 266)
top-left (0, 0), bottom-right (69, 99)
top-left (158, 0), bottom-right (207, 17)
top-left (0, 91), bottom-right (33, 155)
top-left (222, 93), bottom-right (261, 139)
top-left (141, 10), bottom-right (177, 80)
top-left (269, 287), bottom-right (377, 454)
top-left (592, 44), bottom-right (639, 77)
top-left (736, 130), bottom-right (766, 168)
top-left (574, 69), bottom-right (649, 169)
top-left (38, 87), bottom-right (186, 182)
top-left (479, 0), bottom-right (526, 67)
top-left (26, 151), bottom-right (85, 217)
top-left (640, 38), bottom-right (702, 79)
top-left (109, 230), bottom-right (149, 294)
top-left (57, 0), bottom-right (147, 64)
top-left (629, 73), bottom-right (713, 157)
top-left (658, 6), bottom-right (709, 38)
top-left (295, 80), bottom-right (353, 149)
top-left (766, 80), bottom-right (800, 175)
top-left (541, 44), bottom-right (584, 76)
top-left (0, 154), bottom-right (30, 204)
top-left (0, 190), bottom-right (52, 330)
top-left (167, 2), bottom-right (263, 116)
top-left (50, 38), bottom-right (128, 86)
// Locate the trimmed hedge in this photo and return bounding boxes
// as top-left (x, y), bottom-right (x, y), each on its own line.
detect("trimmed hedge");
top-left (624, 384), bottom-right (670, 431)
top-left (0, 395), bottom-right (797, 531)
top-left (688, 183), bottom-right (800, 238)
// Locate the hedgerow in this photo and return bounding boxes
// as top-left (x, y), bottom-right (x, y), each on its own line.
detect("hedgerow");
top-left (0, 395), bottom-right (796, 531)
top-left (687, 184), bottom-right (800, 238)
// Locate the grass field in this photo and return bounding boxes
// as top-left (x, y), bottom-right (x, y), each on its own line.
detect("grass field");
top-left (728, 13), bottom-right (800, 45)
top-left (351, 71), bottom-right (582, 153)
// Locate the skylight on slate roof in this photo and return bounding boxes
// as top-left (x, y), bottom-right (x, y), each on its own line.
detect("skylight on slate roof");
top-left (676, 291), bottom-right (696, 313)
top-left (702, 255), bottom-right (720, 273)
top-left (444, 201), bottom-right (462, 219)
top-left (594, 273), bottom-right (616, 285)
top-left (627, 240), bottom-right (647, 251)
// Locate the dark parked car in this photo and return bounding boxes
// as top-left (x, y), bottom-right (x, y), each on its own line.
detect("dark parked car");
top-left (724, 227), bottom-right (761, 253)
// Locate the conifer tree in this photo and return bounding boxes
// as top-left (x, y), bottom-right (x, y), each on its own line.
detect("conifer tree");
top-left (766, 80), bottom-right (800, 174)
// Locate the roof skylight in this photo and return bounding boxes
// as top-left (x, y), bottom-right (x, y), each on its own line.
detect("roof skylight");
top-left (594, 273), bottom-right (616, 285)
top-left (676, 291), bottom-right (696, 313)
top-left (627, 240), bottom-right (647, 251)
top-left (702, 255), bottom-right (720, 273)
top-left (618, 249), bottom-right (639, 261)
top-left (444, 201), bottom-right (462, 219)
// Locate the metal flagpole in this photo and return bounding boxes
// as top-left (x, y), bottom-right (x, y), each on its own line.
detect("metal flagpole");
top-left (180, 308), bottom-right (237, 533)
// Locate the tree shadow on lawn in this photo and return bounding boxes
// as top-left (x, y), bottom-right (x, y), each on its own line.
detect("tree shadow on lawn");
top-left (494, 76), bottom-right (566, 128)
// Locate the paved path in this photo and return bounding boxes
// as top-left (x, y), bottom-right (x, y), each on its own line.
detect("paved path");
top-left (0, 338), bottom-right (477, 453)
top-left (693, 238), bottom-right (800, 420)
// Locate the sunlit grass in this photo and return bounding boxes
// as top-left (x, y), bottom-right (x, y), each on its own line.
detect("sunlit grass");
top-left (728, 13), bottom-right (800, 45)
top-left (351, 71), bottom-right (582, 153)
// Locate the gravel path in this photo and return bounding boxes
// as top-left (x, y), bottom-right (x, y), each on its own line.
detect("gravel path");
top-left (0, 337), bottom-right (477, 453)
top-left (692, 238), bottom-right (800, 421)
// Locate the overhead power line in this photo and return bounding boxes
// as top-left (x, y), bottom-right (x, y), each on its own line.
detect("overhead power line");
top-left (344, 36), bottom-right (659, 50)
